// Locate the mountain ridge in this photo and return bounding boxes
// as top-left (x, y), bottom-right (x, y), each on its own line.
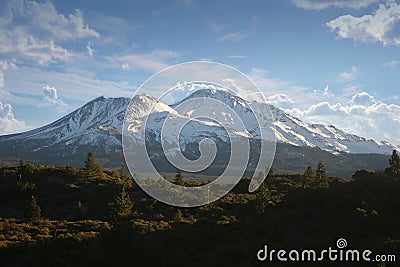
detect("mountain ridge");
top-left (0, 89), bottom-right (398, 178)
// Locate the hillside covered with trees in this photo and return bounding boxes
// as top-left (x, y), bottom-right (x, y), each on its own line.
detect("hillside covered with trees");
top-left (0, 151), bottom-right (399, 266)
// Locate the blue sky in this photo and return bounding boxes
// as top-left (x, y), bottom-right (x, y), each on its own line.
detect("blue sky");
top-left (0, 0), bottom-right (399, 145)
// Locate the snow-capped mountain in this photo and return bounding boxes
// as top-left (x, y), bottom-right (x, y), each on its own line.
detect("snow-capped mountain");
top-left (1, 96), bottom-right (130, 154)
top-left (170, 89), bottom-right (263, 139)
top-left (0, 89), bottom-right (398, 169)
top-left (171, 89), bottom-right (398, 154)
top-left (267, 105), bottom-right (398, 154)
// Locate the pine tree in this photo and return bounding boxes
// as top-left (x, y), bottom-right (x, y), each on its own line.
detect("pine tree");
top-left (85, 151), bottom-right (102, 175)
top-left (85, 151), bottom-right (95, 170)
top-left (174, 168), bottom-right (184, 186)
top-left (120, 165), bottom-right (129, 180)
top-left (303, 166), bottom-right (315, 188)
top-left (388, 150), bottom-right (400, 174)
top-left (254, 182), bottom-right (273, 214)
top-left (26, 195), bottom-right (41, 222)
top-left (23, 163), bottom-right (34, 175)
top-left (316, 161), bottom-right (328, 188)
top-left (108, 187), bottom-right (134, 223)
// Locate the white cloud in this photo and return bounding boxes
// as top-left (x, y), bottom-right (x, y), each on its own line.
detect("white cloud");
top-left (322, 84), bottom-right (334, 97)
top-left (43, 85), bottom-right (58, 104)
top-left (303, 101), bottom-right (345, 116)
top-left (1, 0), bottom-right (99, 40)
top-left (42, 85), bottom-right (67, 111)
top-left (292, 0), bottom-right (379, 10)
top-left (296, 92), bottom-right (400, 144)
top-left (106, 50), bottom-right (182, 72)
top-left (11, 39), bottom-right (72, 65)
top-left (326, 1), bottom-right (400, 46)
top-left (337, 66), bottom-right (359, 82)
top-left (86, 42), bottom-right (94, 58)
top-left (197, 57), bottom-right (213, 61)
top-left (383, 59), bottom-right (400, 68)
top-left (0, 100), bottom-right (27, 135)
top-left (216, 31), bottom-right (249, 42)
top-left (350, 91), bottom-right (377, 106)
top-left (267, 94), bottom-right (295, 110)
top-left (246, 68), bottom-right (400, 144)
top-left (0, 0), bottom-right (99, 64)
top-left (228, 55), bottom-right (248, 59)
top-left (121, 63), bottom-right (130, 70)
top-left (222, 78), bottom-right (264, 102)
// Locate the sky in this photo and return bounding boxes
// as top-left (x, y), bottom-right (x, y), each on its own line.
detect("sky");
top-left (0, 0), bottom-right (399, 145)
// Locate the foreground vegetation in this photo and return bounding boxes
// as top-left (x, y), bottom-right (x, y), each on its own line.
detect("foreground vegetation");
top-left (0, 152), bottom-right (399, 266)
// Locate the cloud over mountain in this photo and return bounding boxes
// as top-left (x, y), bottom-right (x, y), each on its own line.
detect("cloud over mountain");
top-left (298, 92), bottom-right (400, 144)
top-left (43, 85), bottom-right (67, 111)
top-left (0, 100), bottom-right (26, 134)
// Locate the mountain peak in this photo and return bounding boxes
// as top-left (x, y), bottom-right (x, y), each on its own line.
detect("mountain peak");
top-left (88, 95), bottom-right (108, 103)
top-left (171, 88), bottom-right (250, 109)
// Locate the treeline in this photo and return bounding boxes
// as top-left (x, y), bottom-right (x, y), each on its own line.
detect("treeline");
top-left (2, 150), bottom-right (399, 224)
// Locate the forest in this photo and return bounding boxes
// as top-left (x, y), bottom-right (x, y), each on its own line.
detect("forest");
top-left (0, 151), bottom-right (399, 266)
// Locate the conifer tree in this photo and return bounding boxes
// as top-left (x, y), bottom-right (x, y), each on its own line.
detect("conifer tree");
top-left (108, 187), bottom-right (134, 223)
top-left (85, 151), bottom-right (102, 175)
top-left (23, 163), bottom-right (34, 175)
top-left (316, 161), bottom-right (328, 188)
top-left (303, 166), bottom-right (315, 188)
top-left (174, 168), bottom-right (184, 185)
top-left (85, 151), bottom-right (95, 170)
top-left (254, 182), bottom-right (273, 214)
top-left (389, 150), bottom-right (400, 174)
top-left (120, 165), bottom-right (129, 180)
top-left (26, 195), bottom-right (41, 222)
